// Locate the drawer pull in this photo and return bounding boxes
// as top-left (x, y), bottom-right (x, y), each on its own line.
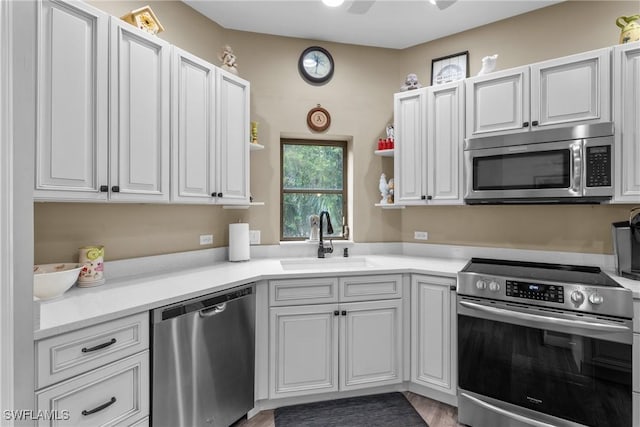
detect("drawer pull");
top-left (82, 397), bottom-right (116, 416)
top-left (81, 338), bottom-right (116, 353)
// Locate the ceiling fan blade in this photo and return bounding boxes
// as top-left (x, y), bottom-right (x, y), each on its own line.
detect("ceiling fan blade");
top-left (435, 0), bottom-right (457, 10)
top-left (347, 0), bottom-right (375, 14)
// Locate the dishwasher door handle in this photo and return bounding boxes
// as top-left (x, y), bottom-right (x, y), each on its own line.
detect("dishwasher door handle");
top-left (199, 303), bottom-right (227, 318)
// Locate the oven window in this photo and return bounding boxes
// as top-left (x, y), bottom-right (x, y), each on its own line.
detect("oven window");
top-left (473, 150), bottom-right (570, 190)
top-left (458, 315), bottom-right (631, 427)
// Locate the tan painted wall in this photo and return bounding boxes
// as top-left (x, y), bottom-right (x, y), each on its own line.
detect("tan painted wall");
top-left (34, 1), bottom-right (639, 263)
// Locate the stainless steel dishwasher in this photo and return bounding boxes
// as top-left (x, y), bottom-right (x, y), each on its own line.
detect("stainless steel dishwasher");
top-left (152, 284), bottom-right (255, 427)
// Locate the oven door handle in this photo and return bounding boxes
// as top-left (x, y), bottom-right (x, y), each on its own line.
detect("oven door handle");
top-left (459, 300), bottom-right (630, 332)
top-left (461, 393), bottom-right (557, 427)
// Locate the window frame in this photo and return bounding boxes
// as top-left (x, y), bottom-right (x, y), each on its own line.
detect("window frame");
top-left (280, 138), bottom-right (348, 242)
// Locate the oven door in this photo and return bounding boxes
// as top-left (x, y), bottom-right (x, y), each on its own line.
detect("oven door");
top-left (464, 139), bottom-right (582, 202)
top-left (457, 296), bottom-right (632, 427)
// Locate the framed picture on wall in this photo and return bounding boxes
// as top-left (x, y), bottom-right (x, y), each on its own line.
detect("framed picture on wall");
top-left (431, 51), bottom-right (469, 85)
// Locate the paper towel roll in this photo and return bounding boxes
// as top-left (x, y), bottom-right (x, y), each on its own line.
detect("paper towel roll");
top-left (229, 223), bottom-right (250, 262)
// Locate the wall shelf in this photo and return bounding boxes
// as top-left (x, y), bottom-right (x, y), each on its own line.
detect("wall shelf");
top-left (374, 149), bottom-right (394, 157)
top-left (250, 143), bottom-right (265, 151)
top-left (222, 202), bottom-right (265, 210)
top-left (374, 203), bottom-right (405, 209)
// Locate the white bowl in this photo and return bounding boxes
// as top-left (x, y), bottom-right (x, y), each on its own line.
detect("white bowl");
top-left (33, 263), bottom-right (83, 300)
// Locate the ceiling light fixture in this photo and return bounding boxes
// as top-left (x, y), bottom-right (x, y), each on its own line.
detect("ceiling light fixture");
top-left (322, 0), bottom-right (344, 7)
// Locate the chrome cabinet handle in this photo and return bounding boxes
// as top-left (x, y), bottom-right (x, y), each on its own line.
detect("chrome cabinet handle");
top-left (82, 397), bottom-right (116, 416)
top-left (199, 303), bottom-right (227, 318)
top-left (81, 338), bottom-right (116, 353)
top-left (459, 300), bottom-right (630, 332)
top-left (461, 393), bottom-right (555, 427)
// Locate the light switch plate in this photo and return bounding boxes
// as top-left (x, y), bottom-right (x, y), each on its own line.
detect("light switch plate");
top-left (249, 230), bottom-right (261, 245)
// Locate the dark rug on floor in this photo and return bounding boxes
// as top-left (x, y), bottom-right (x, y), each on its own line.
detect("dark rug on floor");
top-left (274, 392), bottom-right (428, 427)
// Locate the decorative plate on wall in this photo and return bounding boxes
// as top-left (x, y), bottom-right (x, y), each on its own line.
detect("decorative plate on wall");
top-left (307, 105), bottom-right (331, 132)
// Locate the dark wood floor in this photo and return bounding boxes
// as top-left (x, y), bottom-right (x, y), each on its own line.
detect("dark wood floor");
top-left (234, 392), bottom-right (467, 427)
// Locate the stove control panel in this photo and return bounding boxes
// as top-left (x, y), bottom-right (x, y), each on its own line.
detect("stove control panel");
top-left (505, 280), bottom-right (564, 303)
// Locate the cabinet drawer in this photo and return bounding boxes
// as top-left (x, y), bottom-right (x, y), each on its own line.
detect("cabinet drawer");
top-left (339, 275), bottom-right (402, 302)
top-left (36, 351), bottom-right (149, 427)
top-left (36, 312), bottom-right (149, 389)
top-left (269, 278), bottom-right (339, 306)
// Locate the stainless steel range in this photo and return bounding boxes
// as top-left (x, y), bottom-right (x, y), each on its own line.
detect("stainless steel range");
top-left (457, 258), bottom-right (633, 427)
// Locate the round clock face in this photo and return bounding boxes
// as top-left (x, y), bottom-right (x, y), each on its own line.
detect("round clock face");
top-left (299, 46), bottom-right (334, 84)
top-left (307, 107), bottom-right (331, 132)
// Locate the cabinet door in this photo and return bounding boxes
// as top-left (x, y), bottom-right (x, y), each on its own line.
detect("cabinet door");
top-left (411, 275), bottom-right (456, 395)
top-left (394, 89), bottom-right (427, 204)
top-left (269, 304), bottom-right (339, 398)
top-left (465, 66), bottom-right (529, 138)
top-left (427, 81), bottom-right (464, 205)
top-left (340, 299), bottom-right (402, 391)
top-left (531, 48), bottom-right (611, 129)
top-left (109, 18), bottom-right (170, 202)
top-left (613, 42), bottom-right (640, 202)
top-left (216, 69), bottom-right (250, 204)
top-left (171, 47), bottom-right (216, 203)
top-left (35, 0), bottom-right (108, 201)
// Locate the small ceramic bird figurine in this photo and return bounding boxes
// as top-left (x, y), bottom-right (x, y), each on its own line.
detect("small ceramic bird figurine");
top-left (379, 173), bottom-right (389, 204)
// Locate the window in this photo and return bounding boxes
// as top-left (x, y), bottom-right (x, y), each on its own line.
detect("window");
top-left (281, 139), bottom-right (347, 241)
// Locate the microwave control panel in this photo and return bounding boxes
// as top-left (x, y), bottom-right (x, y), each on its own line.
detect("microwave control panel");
top-left (585, 145), bottom-right (611, 187)
top-left (505, 280), bottom-right (565, 303)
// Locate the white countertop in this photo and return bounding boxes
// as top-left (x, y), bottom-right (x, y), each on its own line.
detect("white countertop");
top-left (34, 255), bottom-right (467, 340)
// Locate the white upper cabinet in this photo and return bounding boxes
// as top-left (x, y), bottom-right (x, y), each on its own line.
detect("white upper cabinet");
top-left (531, 48), bottom-right (610, 129)
top-left (394, 88), bottom-right (427, 205)
top-left (109, 18), bottom-right (170, 202)
top-left (216, 69), bottom-right (250, 204)
top-left (427, 81), bottom-right (464, 205)
top-left (465, 66), bottom-right (529, 138)
top-left (466, 47), bottom-right (611, 139)
top-left (35, 0), bottom-right (109, 201)
top-left (171, 47), bottom-right (216, 203)
top-left (613, 41), bottom-right (640, 203)
top-left (394, 82), bottom-right (464, 206)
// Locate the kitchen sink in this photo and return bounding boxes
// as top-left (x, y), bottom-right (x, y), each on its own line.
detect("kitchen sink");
top-left (279, 256), bottom-right (376, 271)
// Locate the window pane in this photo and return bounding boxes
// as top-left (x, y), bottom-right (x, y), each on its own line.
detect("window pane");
top-left (283, 144), bottom-right (343, 190)
top-left (282, 193), bottom-right (343, 239)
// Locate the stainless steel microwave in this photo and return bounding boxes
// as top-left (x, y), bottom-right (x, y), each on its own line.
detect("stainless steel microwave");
top-left (464, 123), bottom-right (614, 204)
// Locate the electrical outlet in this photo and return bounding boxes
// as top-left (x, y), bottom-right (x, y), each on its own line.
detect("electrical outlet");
top-left (199, 234), bottom-right (213, 245)
top-left (249, 230), bottom-right (261, 245)
top-left (414, 231), bottom-right (429, 240)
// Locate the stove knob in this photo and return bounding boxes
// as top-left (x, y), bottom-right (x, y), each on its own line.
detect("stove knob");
top-left (489, 281), bottom-right (500, 292)
top-left (588, 293), bottom-right (604, 305)
top-left (570, 290), bottom-right (585, 305)
top-left (476, 280), bottom-right (487, 290)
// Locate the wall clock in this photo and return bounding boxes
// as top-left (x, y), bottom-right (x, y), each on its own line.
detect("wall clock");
top-left (299, 46), bottom-right (334, 84)
top-left (307, 105), bottom-right (331, 132)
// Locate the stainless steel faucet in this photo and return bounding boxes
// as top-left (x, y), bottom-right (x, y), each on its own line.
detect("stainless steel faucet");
top-left (318, 211), bottom-right (334, 258)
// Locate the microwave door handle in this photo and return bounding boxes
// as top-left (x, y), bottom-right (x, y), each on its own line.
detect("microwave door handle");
top-left (458, 300), bottom-right (630, 333)
top-left (570, 141), bottom-right (582, 195)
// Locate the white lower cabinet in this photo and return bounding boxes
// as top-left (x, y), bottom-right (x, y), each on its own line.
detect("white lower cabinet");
top-left (411, 275), bottom-right (457, 396)
top-left (34, 313), bottom-right (150, 426)
top-left (36, 351), bottom-right (149, 427)
top-left (268, 275), bottom-right (403, 399)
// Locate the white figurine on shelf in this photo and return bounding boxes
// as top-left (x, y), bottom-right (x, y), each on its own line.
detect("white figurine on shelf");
top-left (477, 54), bottom-right (498, 76)
top-left (400, 73), bottom-right (422, 91)
top-left (308, 214), bottom-right (320, 242)
top-left (219, 45), bottom-right (239, 74)
top-left (379, 173), bottom-right (390, 204)
top-left (386, 124), bottom-right (394, 141)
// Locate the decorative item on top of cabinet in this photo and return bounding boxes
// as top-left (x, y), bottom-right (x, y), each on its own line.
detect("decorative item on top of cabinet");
top-left (219, 45), bottom-right (239, 74)
top-left (431, 51), bottom-right (468, 85)
top-left (476, 54), bottom-right (498, 75)
top-left (617, 15), bottom-right (640, 44)
top-left (400, 73), bottom-right (422, 91)
top-left (120, 5), bottom-right (164, 35)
